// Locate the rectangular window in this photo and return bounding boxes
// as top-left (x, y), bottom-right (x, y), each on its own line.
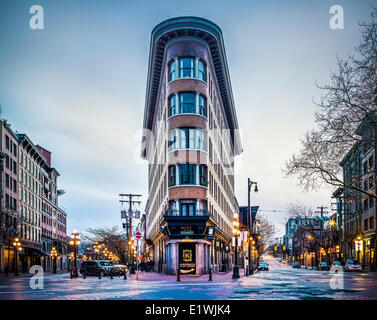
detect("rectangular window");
top-left (180, 129), bottom-right (188, 149)
top-left (180, 58), bottom-right (195, 78)
top-left (364, 198), bottom-right (369, 211)
top-left (169, 60), bottom-right (176, 81)
top-left (197, 130), bottom-right (204, 150)
top-left (189, 129), bottom-right (196, 149)
top-left (209, 139), bottom-right (212, 163)
top-left (198, 60), bottom-right (206, 82)
top-left (180, 93), bottom-right (196, 113)
top-left (364, 219), bottom-right (369, 231)
top-left (168, 131), bottom-right (177, 151)
top-left (199, 165), bottom-right (207, 186)
top-left (5, 135), bottom-right (9, 149)
top-left (168, 165), bottom-right (176, 186)
top-left (370, 217), bottom-right (375, 230)
top-left (180, 200), bottom-right (196, 216)
top-left (169, 95), bottom-right (176, 116)
top-left (179, 164), bottom-right (196, 185)
top-left (198, 95), bottom-right (206, 116)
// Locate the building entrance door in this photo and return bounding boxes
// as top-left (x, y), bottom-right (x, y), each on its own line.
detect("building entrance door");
top-left (179, 243), bottom-right (196, 274)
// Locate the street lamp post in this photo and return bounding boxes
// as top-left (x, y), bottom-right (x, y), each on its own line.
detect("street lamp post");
top-left (93, 242), bottom-right (102, 260)
top-left (69, 231), bottom-right (80, 278)
top-left (12, 238), bottom-right (22, 276)
top-left (247, 178), bottom-right (258, 276)
top-left (355, 236), bottom-right (363, 264)
top-left (51, 247), bottom-right (58, 274)
top-left (232, 213), bottom-right (240, 279)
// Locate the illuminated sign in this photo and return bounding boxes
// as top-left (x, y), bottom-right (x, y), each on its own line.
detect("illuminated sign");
top-left (183, 249), bottom-right (192, 262)
top-left (207, 226), bottom-right (215, 240)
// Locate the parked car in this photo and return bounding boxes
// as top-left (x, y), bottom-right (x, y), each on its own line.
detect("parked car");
top-left (281, 259), bottom-right (288, 264)
top-left (258, 262), bottom-right (269, 271)
top-left (344, 259), bottom-right (362, 272)
top-left (111, 262), bottom-right (128, 275)
top-left (319, 262), bottom-right (330, 271)
top-left (80, 260), bottom-right (118, 276)
top-left (292, 262), bottom-right (301, 269)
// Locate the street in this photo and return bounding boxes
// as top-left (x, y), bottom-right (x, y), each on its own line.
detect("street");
top-left (0, 256), bottom-right (376, 300)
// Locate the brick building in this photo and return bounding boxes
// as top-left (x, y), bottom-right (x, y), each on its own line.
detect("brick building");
top-left (141, 17), bottom-right (242, 275)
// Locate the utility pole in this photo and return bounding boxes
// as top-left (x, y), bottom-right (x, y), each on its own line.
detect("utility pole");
top-left (315, 206), bottom-right (328, 267)
top-left (119, 194), bottom-right (142, 275)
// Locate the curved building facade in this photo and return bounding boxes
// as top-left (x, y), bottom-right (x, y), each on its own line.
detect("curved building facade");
top-left (141, 17), bottom-right (242, 275)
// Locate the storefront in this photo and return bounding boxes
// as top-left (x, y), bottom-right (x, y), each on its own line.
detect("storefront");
top-left (179, 242), bottom-right (196, 274)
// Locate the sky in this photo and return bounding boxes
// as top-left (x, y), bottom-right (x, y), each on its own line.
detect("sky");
top-left (0, 0), bottom-right (375, 237)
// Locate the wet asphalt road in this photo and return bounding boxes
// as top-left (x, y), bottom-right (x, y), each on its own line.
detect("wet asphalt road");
top-left (0, 256), bottom-right (376, 300)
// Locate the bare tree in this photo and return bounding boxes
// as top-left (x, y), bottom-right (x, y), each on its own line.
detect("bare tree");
top-left (283, 8), bottom-right (377, 198)
top-left (0, 205), bottom-right (24, 273)
top-left (83, 226), bottom-right (128, 264)
top-left (256, 216), bottom-right (276, 259)
top-left (286, 201), bottom-right (315, 219)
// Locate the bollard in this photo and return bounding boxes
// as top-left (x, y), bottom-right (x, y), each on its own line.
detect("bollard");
top-left (70, 269), bottom-right (73, 279)
top-left (176, 267), bottom-right (180, 282)
top-left (98, 270), bottom-right (102, 279)
top-left (208, 266), bottom-right (213, 281)
top-left (110, 269), bottom-right (113, 279)
top-left (83, 269), bottom-right (86, 279)
top-left (249, 265), bottom-right (254, 275)
top-left (123, 270), bottom-right (127, 280)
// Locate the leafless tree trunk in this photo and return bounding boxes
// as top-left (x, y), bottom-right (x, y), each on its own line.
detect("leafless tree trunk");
top-left (83, 226), bottom-right (129, 265)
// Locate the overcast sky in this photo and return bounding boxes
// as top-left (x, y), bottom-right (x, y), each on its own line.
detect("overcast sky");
top-left (0, 0), bottom-right (375, 237)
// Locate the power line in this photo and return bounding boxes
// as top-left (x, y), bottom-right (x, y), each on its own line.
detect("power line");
top-left (258, 209), bottom-right (289, 213)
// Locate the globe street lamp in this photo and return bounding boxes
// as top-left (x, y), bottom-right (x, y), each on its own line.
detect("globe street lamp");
top-left (93, 242), bottom-right (102, 260)
top-left (50, 247), bottom-right (58, 274)
top-left (12, 238), bottom-right (22, 276)
top-left (69, 231), bottom-right (80, 278)
top-left (232, 213), bottom-right (240, 279)
top-left (247, 178), bottom-right (258, 275)
top-left (355, 236), bottom-right (363, 263)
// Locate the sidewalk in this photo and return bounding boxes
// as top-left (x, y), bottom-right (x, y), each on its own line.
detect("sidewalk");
top-left (125, 268), bottom-right (247, 282)
top-left (0, 271), bottom-right (67, 279)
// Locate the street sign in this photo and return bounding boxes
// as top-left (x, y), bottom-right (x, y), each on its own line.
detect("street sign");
top-left (135, 232), bottom-right (142, 239)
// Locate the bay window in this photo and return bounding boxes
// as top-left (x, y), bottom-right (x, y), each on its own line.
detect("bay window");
top-left (168, 92), bottom-right (207, 117)
top-left (168, 57), bottom-right (206, 82)
top-left (168, 128), bottom-right (206, 151)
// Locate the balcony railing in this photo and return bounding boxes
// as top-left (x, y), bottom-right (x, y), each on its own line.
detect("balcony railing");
top-left (164, 209), bottom-right (208, 217)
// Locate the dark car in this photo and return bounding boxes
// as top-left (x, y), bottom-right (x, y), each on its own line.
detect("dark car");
top-left (258, 262), bottom-right (269, 271)
top-left (319, 262), bottom-right (330, 271)
top-left (292, 262), bottom-right (301, 269)
top-left (80, 260), bottom-right (117, 276)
